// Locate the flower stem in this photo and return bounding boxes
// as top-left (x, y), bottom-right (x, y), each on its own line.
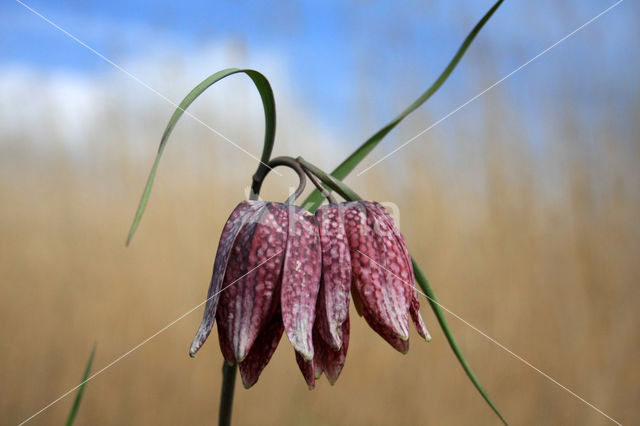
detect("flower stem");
top-left (301, 164), bottom-right (337, 203)
top-left (251, 156), bottom-right (307, 204)
top-left (295, 157), bottom-right (362, 209)
top-left (218, 362), bottom-right (237, 426)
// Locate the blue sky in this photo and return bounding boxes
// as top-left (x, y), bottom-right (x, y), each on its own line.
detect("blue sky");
top-left (1, 0), bottom-right (637, 150)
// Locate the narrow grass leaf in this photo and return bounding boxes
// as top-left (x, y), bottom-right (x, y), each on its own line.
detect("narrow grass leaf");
top-left (126, 68), bottom-right (276, 245)
top-left (65, 344), bottom-right (96, 426)
top-left (302, 0), bottom-right (504, 212)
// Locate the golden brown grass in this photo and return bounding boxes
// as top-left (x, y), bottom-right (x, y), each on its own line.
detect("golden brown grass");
top-left (1, 96), bottom-right (638, 425)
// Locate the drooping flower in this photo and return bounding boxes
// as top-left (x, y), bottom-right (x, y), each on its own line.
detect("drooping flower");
top-left (294, 201), bottom-right (430, 388)
top-left (295, 203), bottom-right (352, 388)
top-left (190, 198), bottom-right (429, 389)
top-left (189, 200), bottom-right (322, 388)
top-left (280, 203), bottom-right (322, 362)
top-left (315, 204), bottom-right (352, 350)
top-left (343, 201), bottom-right (430, 352)
top-left (189, 200), bottom-right (269, 358)
top-left (366, 202), bottom-right (431, 342)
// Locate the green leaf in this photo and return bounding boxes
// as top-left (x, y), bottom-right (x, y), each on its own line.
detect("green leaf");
top-left (302, 0), bottom-right (504, 212)
top-left (66, 344), bottom-right (96, 426)
top-left (300, 160), bottom-right (506, 424)
top-left (412, 261), bottom-right (508, 425)
top-left (126, 68), bottom-right (276, 245)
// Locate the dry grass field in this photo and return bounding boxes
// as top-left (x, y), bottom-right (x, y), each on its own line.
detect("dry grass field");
top-left (1, 75), bottom-right (638, 425)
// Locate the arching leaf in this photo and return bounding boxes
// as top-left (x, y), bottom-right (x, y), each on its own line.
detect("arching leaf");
top-left (302, 0), bottom-right (504, 212)
top-left (126, 68), bottom-right (276, 245)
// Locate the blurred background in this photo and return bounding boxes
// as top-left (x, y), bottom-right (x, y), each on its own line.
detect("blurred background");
top-left (1, 0), bottom-right (638, 424)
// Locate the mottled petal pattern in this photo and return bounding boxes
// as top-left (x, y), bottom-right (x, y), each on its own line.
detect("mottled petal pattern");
top-left (363, 202), bottom-right (413, 332)
top-left (316, 313), bottom-right (350, 385)
top-left (369, 202), bottom-right (430, 341)
top-left (281, 206), bottom-right (322, 361)
top-left (344, 202), bottom-right (411, 350)
top-left (315, 204), bottom-right (352, 350)
top-left (239, 306), bottom-right (285, 388)
top-left (217, 203), bottom-right (288, 362)
top-left (191, 197), bottom-right (428, 389)
top-left (190, 200), bottom-right (265, 357)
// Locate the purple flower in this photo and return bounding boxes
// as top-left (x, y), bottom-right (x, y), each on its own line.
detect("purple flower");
top-left (190, 199), bottom-right (429, 389)
top-left (189, 200), bottom-right (322, 388)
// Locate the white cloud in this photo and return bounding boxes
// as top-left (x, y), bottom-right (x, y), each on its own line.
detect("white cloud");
top-left (0, 37), bottom-right (346, 169)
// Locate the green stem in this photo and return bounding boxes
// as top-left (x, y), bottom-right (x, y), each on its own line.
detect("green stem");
top-left (302, 166), bottom-right (337, 204)
top-left (296, 157), bottom-right (361, 207)
top-left (259, 156), bottom-right (308, 204)
top-left (218, 362), bottom-right (237, 426)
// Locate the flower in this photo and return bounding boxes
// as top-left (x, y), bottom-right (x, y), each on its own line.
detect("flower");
top-left (346, 201), bottom-right (431, 347)
top-left (295, 203), bottom-right (352, 388)
top-left (190, 199), bottom-right (429, 389)
top-left (189, 200), bottom-right (322, 388)
top-left (295, 201), bottom-right (431, 388)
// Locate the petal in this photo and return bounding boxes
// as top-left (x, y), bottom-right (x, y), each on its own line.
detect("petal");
top-left (344, 202), bottom-right (411, 350)
top-left (364, 309), bottom-right (410, 353)
top-left (216, 310), bottom-right (236, 364)
top-left (362, 202), bottom-right (413, 312)
top-left (295, 351), bottom-right (316, 389)
top-left (385, 332), bottom-right (409, 354)
top-left (190, 200), bottom-right (265, 357)
top-left (238, 305), bottom-right (285, 388)
top-left (216, 203), bottom-right (288, 362)
top-left (313, 350), bottom-right (324, 380)
top-left (369, 203), bottom-right (430, 341)
top-left (316, 312), bottom-right (350, 385)
top-left (281, 206), bottom-right (322, 361)
top-left (410, 296), bottom-right (431, 341)
top-left (367, 202), bottom-right (414, 282)
top-left (315, 204), bottom-right (352, 350)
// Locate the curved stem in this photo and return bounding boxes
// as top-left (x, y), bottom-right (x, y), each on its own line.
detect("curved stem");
top-left (218, 362), bottom-right (237, 426)
top-left (298, 158), bottom-right (336, 204)
top-left (251, 156), bottom-right (307, 204)
top-left (296, 157), bottom-right (361, 209)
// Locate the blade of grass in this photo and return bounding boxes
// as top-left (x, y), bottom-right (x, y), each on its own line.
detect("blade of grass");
top-left (302, 0), bottom-right (503, 212)
top-left (298, 159), bottom-right (507, 424)
top-left (65, 344), bottom-right (96, 426)
top-left (126, 68), bottom-right (276, 245)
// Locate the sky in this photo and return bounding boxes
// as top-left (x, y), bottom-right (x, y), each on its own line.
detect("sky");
top-left (0, 0), bottom-right (637, 161)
